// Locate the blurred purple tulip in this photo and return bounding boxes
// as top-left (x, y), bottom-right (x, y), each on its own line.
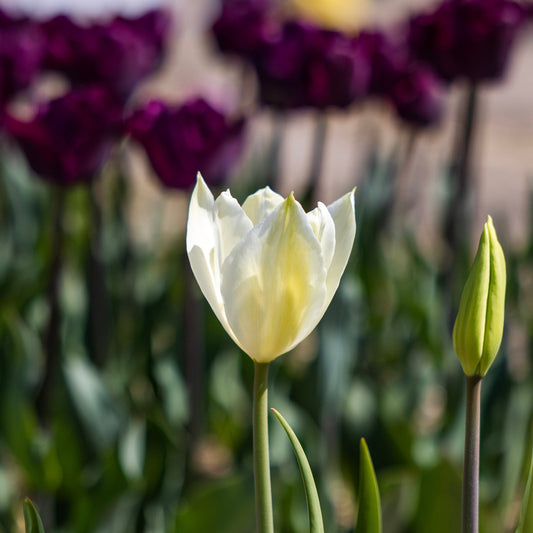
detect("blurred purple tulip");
top-left (5, 86), bottom-right (122, 186)
top-left (0, 9), bottom-right (44, 106)
top-left (114, 9), bottom-right (169, 56)
top-left (254, 20), bottom-right (370, 109)
top-left (306, 30), bottom-right (370, 108)
top-left (42, 9), bottom-right (170, 99)
top-left (212, 0), bottom-right (273, 59)
top-left (357, 30), bottom-right (408, 96)
top-left (355, 27), bottom-right (445, 127)
top-left (409, 0), bottom-right (526, 83)
top-left (389, 65), bottom-right (445, 127)
top-left (127, 98), bottom-right (245, 190)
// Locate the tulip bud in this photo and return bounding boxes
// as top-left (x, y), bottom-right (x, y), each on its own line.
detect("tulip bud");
top-left (453, 216), bottom-right (506, 377)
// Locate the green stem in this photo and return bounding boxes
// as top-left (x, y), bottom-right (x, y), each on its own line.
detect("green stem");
top-left (253, 362), bottom-right (274, 533)
top-left (36, 187), bottom-right (65, 425)
top-left (462, 375), bottom-right (482, 533)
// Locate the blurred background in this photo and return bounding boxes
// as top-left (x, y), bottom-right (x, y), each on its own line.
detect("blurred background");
top-left (0, 0), bottom-right (532, 531)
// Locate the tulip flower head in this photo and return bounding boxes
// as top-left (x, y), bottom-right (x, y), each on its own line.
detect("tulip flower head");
top-left (453, 216), bottom-right (506, 377)
top-left (0, 11), bottom-right (44, 107)
top-left (187, 174), bottom-right (356, 363)
top-left (408, 0), bottom-right (526, 84)
top-left (5, 86), bottom-right (122, 186)
top-left (127, 98), bottom-right (245, 190)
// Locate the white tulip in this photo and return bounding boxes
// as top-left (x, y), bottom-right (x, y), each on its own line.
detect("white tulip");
top-left (186, 173), bottom-right (356, 363)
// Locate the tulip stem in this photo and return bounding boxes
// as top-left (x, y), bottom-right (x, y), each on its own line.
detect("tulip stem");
top-left (253, 361), bottom-right (274, 533)
top-left (462, 375), bottom-right (482, 533)
top-left (36, 187), bottom-right (65, 424)
top-left (267, 113), bottom-right (285, 190)
top-left (305, 113), bottom-right (328, 207)
top-left (446, 84), bottom-right (478, 254)
top-left (88, 181), bottom-right (110, 367)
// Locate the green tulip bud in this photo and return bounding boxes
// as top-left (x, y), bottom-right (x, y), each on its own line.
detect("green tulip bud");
top-left (453, 216), bottom-right (506, 377)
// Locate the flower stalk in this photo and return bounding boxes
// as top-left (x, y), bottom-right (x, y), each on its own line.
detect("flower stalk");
top-left (462, 375), bottom-right (482, 533)
top-left (445, 84), bottom-right (478, 257)
top-left (36, 188), bottom-right (65, 424)
top-left (253, 362), bottom-right (274, 533)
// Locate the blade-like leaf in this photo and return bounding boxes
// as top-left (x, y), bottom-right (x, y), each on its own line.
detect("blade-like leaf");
top-left (355, 438), bottom-right (382, 533)
top-left (271, 408), bottom-right (324, 533)
top-left (517, 447), bottom-right (533, 533)
top-left (23, 498), bottom-right (45, 533)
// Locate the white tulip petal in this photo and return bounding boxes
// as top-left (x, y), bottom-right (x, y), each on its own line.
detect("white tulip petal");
top-left (324, 189), bottom-right (356, 307)
top-left (214, 190), bottom-right (254, 265)
top-left (307, 202), bottom-right (336, 272)
top-left (221, 194), bottom-right (327, 362)
top-left (242, 186), bottom-right (285, 226)
top-left (186, 173), bottom-right (218, 281)
top-left (186, 174), bottom-right (235, 340)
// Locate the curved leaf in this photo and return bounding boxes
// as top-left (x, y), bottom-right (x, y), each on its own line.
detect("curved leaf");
top-left (517, 447), bottom-right (533, 533)
top-left (23, 499), bottom-right (45, 533)
top-left (271, 408), bottom-right (324, 533)
top-left (355, 438), bottom-right (382, 533)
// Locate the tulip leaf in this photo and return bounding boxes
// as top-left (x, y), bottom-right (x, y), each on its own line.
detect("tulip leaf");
top-left (23, 498), bottom-right (45, 533)
top-left (516, 446), bottom-right (533, 533)
top-left (271, 408), bottom-right (324, 533)
top-left (355, 439), bottom-right (382, 533)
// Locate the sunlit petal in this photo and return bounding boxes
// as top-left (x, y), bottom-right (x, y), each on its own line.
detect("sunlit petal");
top-left (186, 173), bottom-right (231, 334)
top-left (221, 194), bottom-right (327, 362)
top-left (214, 190), bottom-right (254, 265)
top-left (324, 189), bottom-right (356, 307)
top-left (307, 201), bottom-right (336, 272)
top-left (242, 186), bottom-right (285, 226)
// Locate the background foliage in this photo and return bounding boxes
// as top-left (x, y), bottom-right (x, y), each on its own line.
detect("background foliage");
top-left (0, 1), bottom-right (532, 532)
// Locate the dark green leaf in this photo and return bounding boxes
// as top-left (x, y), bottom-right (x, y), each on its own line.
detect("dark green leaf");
top-left (271, 408), bottom-right (324, 533)
top-left (355, 438), bottom-right (382, 533)
top-left (517, 446), bottom-right (533, 533)
top-left (23, 499), bottom-right (45, 533)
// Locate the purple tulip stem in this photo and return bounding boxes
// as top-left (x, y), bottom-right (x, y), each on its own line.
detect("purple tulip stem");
top-left (446, 83), bottom-right (478, 253)
top-left (36, 188), bottom-right (65, 424)
top-left (384, 129), bottom-right (419, 229)
top-left (305, 113), bottom-right (328, 208)
top-left (462, 375), bottom-right (482, 533)
top-left (394, 130), bottom-right (418, 207)
top-left (266, 112), bottom-right (285, 191)
top-left (184, 257), bottom-right (205, 459)
top-left (88, 181), bottom-right (110, 366)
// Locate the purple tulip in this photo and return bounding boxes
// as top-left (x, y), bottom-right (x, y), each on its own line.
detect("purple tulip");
top-left (0, 10), bottom-right (44, 106)
top-left (389, 65), bottom-right (445, 127)
top-left (408, 0), bottom-right (526, 83)
top-left (305, 30), bottom-right (370, 109)
top-left (42, 9), bottom-right (170, 99)
top-left (114, 9), bottom-right (170, 56)
top-left (211, 0), bottom-right (273, 59)
top-left (254, 20), bottom-right (370, 109)
top-left (356, 30), bottom-right (409, 96)
top-left (5, 86), bottom-right (122, 186)
top-left (127, 98), bottom-right (245, 190)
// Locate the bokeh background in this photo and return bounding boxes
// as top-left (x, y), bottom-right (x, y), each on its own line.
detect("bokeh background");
top-left (0, 0), bottom-right (532, 531)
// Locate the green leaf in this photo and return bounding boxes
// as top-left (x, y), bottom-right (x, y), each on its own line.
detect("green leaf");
top-left (172, 476), bottom-right (255, 533)
top-left (23, 499), bottom-right (45, 533)
top-left (517, 447), bottom-right (533, 533)
top-left (271, 408), bottom-right (324, 533)
top-left (355, 438), bottom-right (382, 533)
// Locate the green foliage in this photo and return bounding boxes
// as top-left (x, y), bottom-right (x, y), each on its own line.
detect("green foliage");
top-left (23, 499), bottom-right (45, 533)
top-left (517, 447), bottom-right (533, 533)
top-left (0, 135), bottom-right (531, 533)
top-left (355, 439), bottom-right (382, 533)
top-left (271, 408), bottom-right (324, 533)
